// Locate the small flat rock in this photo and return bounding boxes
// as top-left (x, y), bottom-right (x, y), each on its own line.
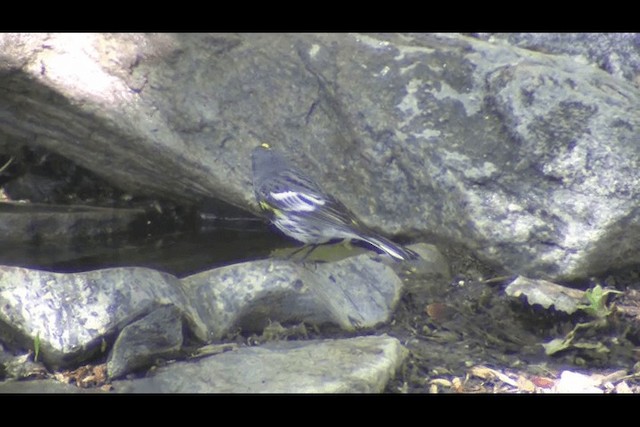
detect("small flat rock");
top-left (0, 265), bottom-right (204, 369)
top-left (111, 334), bottom-right (408, 393)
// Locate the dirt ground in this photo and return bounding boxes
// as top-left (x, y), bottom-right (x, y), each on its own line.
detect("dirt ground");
top-left (380, 248), bottom-right (640, 393)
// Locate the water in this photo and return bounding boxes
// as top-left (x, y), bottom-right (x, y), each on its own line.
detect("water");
top-left (0, 225), bottom-right (292, 278)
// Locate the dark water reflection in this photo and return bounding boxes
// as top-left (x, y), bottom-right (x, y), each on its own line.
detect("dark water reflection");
top-left (0, 227), bottom-right (290, 278)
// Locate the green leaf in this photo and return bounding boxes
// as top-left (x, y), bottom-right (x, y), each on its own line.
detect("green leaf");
top-left (542, 337), bottom-right (572, 356)
top-left (577, 284), bottom-right (622, 319)
top-left (573, 341), bottom-right (610, 354)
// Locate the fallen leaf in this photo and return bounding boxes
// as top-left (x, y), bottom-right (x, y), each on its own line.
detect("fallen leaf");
top-left (469, 365), bottom-right (517, 387)
top-left (452, 376), bottom-right (464, 393)
top-left (530, 376), bottom-right (556, 388)
top-left (468, 365), bottom-right (495, 380)
top-left (429, 378), bottom-right (453, 387)
top-left (542, 337), bottom-right (572, 356)
top-left (592, 369), bottom-right (628, 386)
top-left (615, 381), bottom-right (633, 394)
top-left (505, 276), bottom-right (585, 314)
top-left (516, 375), bottom-right (536, 393)
top-left (425, 303), bottom-right (455, 322)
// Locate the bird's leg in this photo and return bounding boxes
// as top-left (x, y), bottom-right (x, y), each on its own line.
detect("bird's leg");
top-left (286, 244), bottom-right (318, 261)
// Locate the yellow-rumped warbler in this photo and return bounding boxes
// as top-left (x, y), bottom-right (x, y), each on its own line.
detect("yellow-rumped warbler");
top-left (251, 143), bottom-right (419, 261)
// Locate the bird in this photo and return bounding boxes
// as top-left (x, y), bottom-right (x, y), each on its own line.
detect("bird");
top-left (251, 143), bottom-right (419, 261)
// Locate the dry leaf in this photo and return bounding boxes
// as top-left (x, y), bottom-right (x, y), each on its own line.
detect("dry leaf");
top-left (530, 376), bottom-right (556, 388)
top-left (430, 378), bottom-right (453, 387)
top-left (615, 381), bottom-right (633, 394)
top-left (469, 365), bottom-right (517, 387)
top-left (452, 376), bottom-right (464, 393)
top-left (505, 276), bottom-right (585, 314)
top-left (517, 375), bottom-right (536, 393)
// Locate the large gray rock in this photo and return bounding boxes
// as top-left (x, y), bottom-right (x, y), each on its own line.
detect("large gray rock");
top-left (0, 266), bottom-right (204, 369)
top-left (472, 33), bottom-right (640, 85)
top-left (1, 33), bottom-right (638, 280)
top-left (112, 334), bottom-right (407, 393)
top-left (182, 253), bottom-right (405, 340)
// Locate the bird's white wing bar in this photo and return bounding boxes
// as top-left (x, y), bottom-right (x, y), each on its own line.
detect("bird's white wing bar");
top-left (270, 190), bottom-right (325, 212)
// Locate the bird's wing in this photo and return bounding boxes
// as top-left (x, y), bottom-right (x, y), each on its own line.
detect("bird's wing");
top-left (262, 181), bottom-right (361, 229)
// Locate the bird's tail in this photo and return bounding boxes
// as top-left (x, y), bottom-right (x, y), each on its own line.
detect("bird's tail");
top-left (358, 233), bottom-right (419, 261)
